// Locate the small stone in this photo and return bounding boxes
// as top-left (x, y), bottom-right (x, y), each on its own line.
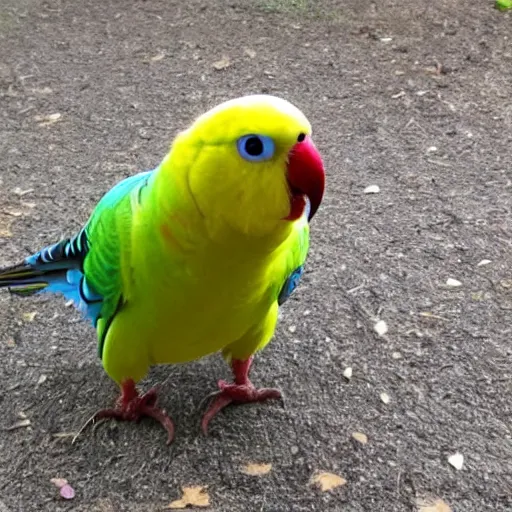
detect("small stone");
top-left (343, 367), bottom-right (353, 380)
top-left (448, 452), bottom-right (464, 470)
top-left (477, 259), bottom-right (491, 267)
top-left (374, 320), bottom-right (388, 336)
top-left (364, 184), bottom-right (380, 194)
top-left (446, 278), bottom-right (462, 287)
top-left (380, 392), bottom-right (391, 404)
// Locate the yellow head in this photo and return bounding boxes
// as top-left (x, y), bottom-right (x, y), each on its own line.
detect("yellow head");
top-left (165, 95), bottom-right (325, 237)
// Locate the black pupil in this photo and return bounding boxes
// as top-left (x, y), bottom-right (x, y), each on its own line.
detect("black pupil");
top-left (245, 136), bottom-right (263, 156)
top-left (297, 133), bottom-right (306, 142)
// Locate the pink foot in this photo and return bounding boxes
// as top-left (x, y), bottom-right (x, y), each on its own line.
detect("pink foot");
top-left (201, 358), bottom-right (282, 435)
top-left (94, 379), bottom-right (175, 444)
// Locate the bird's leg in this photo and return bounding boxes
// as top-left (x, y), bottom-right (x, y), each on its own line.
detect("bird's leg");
top-left (93, 379), bottom-right (175, 444)
top-left (201, 357), bottom-right (282, 434)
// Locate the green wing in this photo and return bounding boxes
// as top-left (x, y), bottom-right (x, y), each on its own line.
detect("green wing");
top-left (83, 170), bottom-right (153, 353)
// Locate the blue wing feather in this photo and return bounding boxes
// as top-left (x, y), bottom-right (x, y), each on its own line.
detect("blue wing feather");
top-left (278, 265), bottom-right (304, 305)
top-left (0, 169), bottom-right (155, 327)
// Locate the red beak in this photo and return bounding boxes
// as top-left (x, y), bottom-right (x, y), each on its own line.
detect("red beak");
top-left (284, 136), bottom-right (325, 222)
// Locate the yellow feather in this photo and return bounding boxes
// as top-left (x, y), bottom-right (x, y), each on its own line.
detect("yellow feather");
top-left (100, 95), bottom-right (312, 385)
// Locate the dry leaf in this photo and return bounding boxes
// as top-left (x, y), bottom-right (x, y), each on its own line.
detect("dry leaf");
top-left (13, 187), bottom-right (34, 196)
top-left (35, 113), bottom-right (62, 126)
top-left (150, 52), bottom-right (165, 62)
top-left (240, 463), bottom-right (272, 476)
top-left (37, 374), bottom-right (47, 386)
top-left (416, 496), bottom-right (452, 512)
top-left (310, 472), bottom-right (346, 492)
top-left (22, 312), bottom-right (37, 322)
top-left (244, 48), bottom-right (256, 58)
top-left (166, 486), bottom-right (210, 509)
top-left (212, 56), bottom-right (231, 70)
top-left (31, 87), bottom-right (53, 94)
top-left (6, 418), bottom-right (31, 430)
top-left (352, 432), bottom-right (368, 445)
top-left (51, 478), bottom-right (68, 488)
top-left (419, 312), bottom-right (447, 321)
top-left (2, 209), bottom-right (23, 217)
top-left (0, 214), bottom-right (13, 237)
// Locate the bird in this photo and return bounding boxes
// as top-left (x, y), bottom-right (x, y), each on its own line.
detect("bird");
top-left (0, 94), bottom-right (325, 444)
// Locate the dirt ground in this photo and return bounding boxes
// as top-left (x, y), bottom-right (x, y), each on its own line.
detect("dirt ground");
top-left (0, 0), bottom-right (511, 510)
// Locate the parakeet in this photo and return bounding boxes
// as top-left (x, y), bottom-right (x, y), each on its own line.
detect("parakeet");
top-left (0, 95), bottom-right (325, 444)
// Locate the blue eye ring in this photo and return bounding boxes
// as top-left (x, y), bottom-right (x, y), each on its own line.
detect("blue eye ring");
top-left (237, 134), bottom-right (275, 162)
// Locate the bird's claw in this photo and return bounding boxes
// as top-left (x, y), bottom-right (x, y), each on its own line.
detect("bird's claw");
top-left (201, 379), bottom-right (282, 435)
top-left (75, 383), bottom-right (175, 445)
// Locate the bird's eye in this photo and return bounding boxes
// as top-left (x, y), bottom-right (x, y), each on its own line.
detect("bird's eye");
top-left (237, 135), bottom-right (275, 162)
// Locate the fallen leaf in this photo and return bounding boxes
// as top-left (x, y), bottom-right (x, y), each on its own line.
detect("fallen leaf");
top-left (150, 52), bottom-right (165, 62)
top-left (37, 374), bottom-right (47, 386)
top-left (352, 432), bottom-right (368, 445)
top-left (373, 320), bottom-right (388, 336)
top-left (22, 312), bottom-right (37, 322)
top-left (13, 187), bottom-right (34, 196)
top-left (51, 478), bottom-right (68, 488)
top-left (471, 291), bottom-right (485, 301)
top-left (5, 418), bottom-right (31, 431)
top-left (416, 496), bottom-right (452, 512)
top-left (364, 184), bottom-right (380, 194)
top-left (1, 209), bottom-right (23, 217)
top-left (447, 452), bottom-right (463, 470)
top-left (166, 486), bottom-right (210, 509)
top-left (343, 367), bottom-right (353, 380)
top-left (380, 392), bottom-right (390, 404)
top-left (240, 462), bottom-right (272, 476)
top-left (212, 56), bottom-right (231, 70)
top-left (0, 214), bottom-right (13, 237)
top-left (31, 86), bottom-right (53, 94)
top-left (5, 338), bottom-right (16, 348)
top-left (310, 471), bottom-right (346, 492)
top-left (35, 113), bottom-right (62, 126)
top-left (419, 312), bottom-right (447, 321)
top-left (244, 48), bottom-right (256, 58)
